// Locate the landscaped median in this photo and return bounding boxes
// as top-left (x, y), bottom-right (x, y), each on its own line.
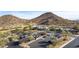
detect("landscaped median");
top-left (19, 43), bottom-right (30, 48)
top-left (59, 37), bottom-right (75, 48)
top-left (47, 36), bottom-right (75, 48)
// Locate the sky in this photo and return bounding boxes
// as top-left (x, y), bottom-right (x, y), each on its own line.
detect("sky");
top-left (0, 0), bottom-right (79, 20)
top-left (0, 11), bottom-right (79, 20)
top-left (0, 11), bottom-right (46, 19)
top-left (0, 0), bottom-right (79, 11)
top-left (53, 11), bottom-right (79, 20)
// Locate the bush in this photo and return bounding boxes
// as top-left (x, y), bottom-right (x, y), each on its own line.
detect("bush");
top-left (23, 27), bottom-right (29, 31)
top-left (61, 30), bottom-right (70, 41)
top-left (73, 25), bottom-right (79, 30)
top-left (50, 32), bottom-right (57, 45)
top-left (56, 28), bottom-right (62, 33)
top-left (11, 28), bottom-right (22, 34)
top-left (28, 35), bottom-right (35, 41)
top-left (0, 39), bottom-right (8, 47)
top-left (49, 27), bottom-right (55, 31)
top-left (8, 34), bottom-right (19, 42)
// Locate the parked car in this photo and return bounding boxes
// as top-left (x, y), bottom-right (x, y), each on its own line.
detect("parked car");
top-left (55, 32), bottom-right (62, 38)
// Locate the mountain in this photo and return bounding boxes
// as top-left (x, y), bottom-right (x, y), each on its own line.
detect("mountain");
top-left (31, 12), bottom-right (77, 27)
top-left (74, 20), bottom-right (79, 23)
top-left (0, 15), bottom-right (29, 29)
top-left (0, 12), bottom-right (78, 29)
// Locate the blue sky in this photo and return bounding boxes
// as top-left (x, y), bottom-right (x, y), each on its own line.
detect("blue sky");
top-left (0, 11), bottom-right (46, 19)
top-left (0, 11), bottom-right (79, 20)
top-left (0, 0), bottom-right (79, 20)
top-left (53, 11), bottom-right (79, 20)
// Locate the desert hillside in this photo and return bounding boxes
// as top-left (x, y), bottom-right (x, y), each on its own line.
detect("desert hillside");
top-left (0, 12), bottom-right (79, 29)
top-left (31, 12), bottom-right (78, 27)
top-left (0, 15), bottom-right (29, 29)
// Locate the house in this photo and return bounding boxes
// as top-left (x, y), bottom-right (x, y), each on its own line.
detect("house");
top-left (32, 24), bottom-right (48, 30)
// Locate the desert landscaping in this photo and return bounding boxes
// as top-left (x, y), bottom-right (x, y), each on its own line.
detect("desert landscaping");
top-left (0, 12), bottom-right (79, 48)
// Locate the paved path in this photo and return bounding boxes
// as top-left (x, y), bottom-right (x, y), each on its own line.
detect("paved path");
top-left (63, 36), bottom-right (79, 48)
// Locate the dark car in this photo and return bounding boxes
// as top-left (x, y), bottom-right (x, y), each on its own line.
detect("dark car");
top-left (55, 33), bottom-right (61, 38)
top-left (8, 41), bottom-right (20, 46)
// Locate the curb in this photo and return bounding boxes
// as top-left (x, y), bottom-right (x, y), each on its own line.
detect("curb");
top-left (27, 40), bottom-right (36, 44)
top-left (27, 36), bottom-right (43, 45)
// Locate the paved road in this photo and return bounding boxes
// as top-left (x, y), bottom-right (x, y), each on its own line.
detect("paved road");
top-left (63, 36), bottom-right (79, 48)
top-left (7, 41), bottom-right (21, 48)
top-left (7, 36), bottom-right (52, 48)
top-left (28, 36), bottom-right (52, 48)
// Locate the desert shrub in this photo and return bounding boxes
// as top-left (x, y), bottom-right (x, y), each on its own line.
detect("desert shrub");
top-left (73, 25), bottom-right (79, 30)
top-left (0, 32), bottom-right (8, 38)
top-left (8, 37), bottom-right (13, 42)
top-left (0, 39), bottom-right (8, 47)
top-left (11, 28), bottom-right (22, 34)
top-left (28, 24), bottom-right (32, 30)
top-left (61, 30), bottom-right (70, 41)
top-left (49, 27), bottom-right (55, 31)
top-left (50, 32), bottom-right (57, 45)
top-left (56, 28), bottom-right (62, 33)
top-left (23, 27), bottom-right (28, 31)
top-left (28, 35), bottom-right (35, 41)
top-left (8, 34), bottom-right (19, 42)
